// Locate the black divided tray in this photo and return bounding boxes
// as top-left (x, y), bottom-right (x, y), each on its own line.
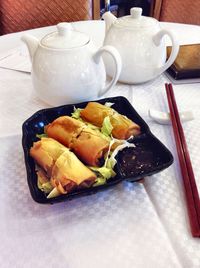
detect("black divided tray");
top-left (22, 96), bottom-right (174, 204)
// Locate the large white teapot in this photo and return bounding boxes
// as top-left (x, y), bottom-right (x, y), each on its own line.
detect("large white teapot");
top-left (22, 23), bottom-right (121, 106)
top-left (103, 8), bottom-right (179, 84)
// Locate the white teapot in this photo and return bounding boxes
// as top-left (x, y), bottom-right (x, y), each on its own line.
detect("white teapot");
top-left (22, 23), bottom-right (121, 106)
top-left (102, 7), bottom-right (179, 84)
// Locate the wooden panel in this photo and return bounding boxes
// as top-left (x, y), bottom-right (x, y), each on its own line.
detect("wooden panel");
top-left (92, 0), bottom-right (100, 20)
top-left (0, 0), bottom-right (97, 35)
top-left (151, 0), bottom-right (200, 25)
top-left (150, 0), bottom-right (163, 20)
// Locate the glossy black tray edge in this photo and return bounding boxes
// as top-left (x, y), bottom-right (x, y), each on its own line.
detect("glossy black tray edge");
top-left (167, 65), bottom-right (200, 80)
top-left (22, 96), bottom-right (174, 204)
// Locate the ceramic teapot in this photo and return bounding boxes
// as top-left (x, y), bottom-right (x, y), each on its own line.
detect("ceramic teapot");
top-left (22, 23), bottom-right (121, 106)
top-left (102, 7), bottom-right (179, 84)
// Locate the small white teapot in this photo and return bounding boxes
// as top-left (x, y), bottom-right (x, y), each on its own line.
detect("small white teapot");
top-left (103, 7), bottom-right (179, 84)
top-left (22, 23), bottom-right (121, 106)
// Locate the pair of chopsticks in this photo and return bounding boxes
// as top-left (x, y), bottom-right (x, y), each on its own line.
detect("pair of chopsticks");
top-left (165, 83), bottom-right (200, 237)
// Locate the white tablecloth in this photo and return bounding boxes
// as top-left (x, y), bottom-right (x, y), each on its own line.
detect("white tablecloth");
top-left (1, 20), bottom-right (200, 268)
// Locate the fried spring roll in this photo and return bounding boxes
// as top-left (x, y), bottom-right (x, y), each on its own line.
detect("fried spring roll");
top-left (110, 113), bottom-right (141, 140)
top-left (46, 116), bottom-right (85, 147)
top-left (30, 137), bottom-right (66, 176)
top-left (80, 102), bottom-right (141, 139)
top-left (71, 128), bottom-right (109, 166)
top-left (51, 150), bottom-right (97, 193)
top-left (30, 138), bottom-right (97, 194)
top-left (46, 115), bottom-right (110, 166)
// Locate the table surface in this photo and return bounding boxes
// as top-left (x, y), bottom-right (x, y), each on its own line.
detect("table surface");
top-left (1, 20), bottom-right (200, 268)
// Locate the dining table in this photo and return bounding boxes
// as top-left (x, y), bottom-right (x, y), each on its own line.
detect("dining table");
top-left (1, 19), bottom-right (200, 268)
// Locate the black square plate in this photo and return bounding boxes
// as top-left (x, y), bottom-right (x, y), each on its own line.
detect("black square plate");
top-left (22, 96), bottom-right (173, 204)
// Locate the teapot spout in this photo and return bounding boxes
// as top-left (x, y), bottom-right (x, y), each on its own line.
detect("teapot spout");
top-left (21, 34), bottom-right (39, 62)
top-left (102, 11), bottom-right (117, 34)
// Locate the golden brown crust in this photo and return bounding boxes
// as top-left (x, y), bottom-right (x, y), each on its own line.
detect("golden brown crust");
top-left (51, 150), bottom-right (96, 189)
top-left (71, 128), bottom-right (109, 166)
top-left (80, 102), bottom-right (141, 139)
top-left (30, 137), bottom-right (66, 176)
top-left (81, 102), bottom-right (113, 127)
top-left (110, 113), bottom-right (141, 139)
top-left (30, 138), bottom-right (97, 194)
top-left (46, 116), bottom-right (85, 147)
top-left (45, 114), bottom-right (110, 166)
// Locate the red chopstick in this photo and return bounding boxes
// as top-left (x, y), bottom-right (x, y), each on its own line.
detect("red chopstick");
top-left (165, 83), bottom-right (200, 237)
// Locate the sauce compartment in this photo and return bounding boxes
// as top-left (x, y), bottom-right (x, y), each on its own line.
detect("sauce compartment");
top-left (116, 134), bottom-right (173, 181)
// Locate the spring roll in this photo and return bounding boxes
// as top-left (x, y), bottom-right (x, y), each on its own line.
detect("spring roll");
top-left (51, 150), bottom-right (97, 193)
top-left (30, 137), bottom-right (66, 176)
top-left (71, 128), bottom-right (109, 166)
top-left (30, 138), bottom-right (97, 195)
top-left (46, 116), bottom-right (85, 148)
top-left (46, 115), bottom-right (110, 166)
top-left (80, 102), bottom-right (141, 139)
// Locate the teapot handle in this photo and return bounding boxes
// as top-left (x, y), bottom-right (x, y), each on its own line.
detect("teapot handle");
top-left (93, 45), bottom-right (122, 97)
top-left (153, 29), bottom-right (179, 76)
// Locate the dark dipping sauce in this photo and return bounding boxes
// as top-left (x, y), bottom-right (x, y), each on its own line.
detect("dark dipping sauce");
top-left (117, 135), bottom-right (166, 180)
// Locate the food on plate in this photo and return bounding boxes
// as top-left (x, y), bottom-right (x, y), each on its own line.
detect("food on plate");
top-left (80, 102), bottom-right (141, 139)
top-left (45, 116), bottom-right (85, 147)
top-left (30, 137), bottom-right (66, 176)
top-left (30, 137), bottom-right (97, 197)
top-left (46, 116), bottom-right (110, 166)
top-left (51, 150), bottom-right (96, 194)
top-left (30, 101), bottom-right (140, 198)
top-left (71, 128), bottom-right (109, 166)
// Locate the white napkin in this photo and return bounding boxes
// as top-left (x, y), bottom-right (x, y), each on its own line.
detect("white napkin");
top-left (0, 45), bottom-right (31, 73)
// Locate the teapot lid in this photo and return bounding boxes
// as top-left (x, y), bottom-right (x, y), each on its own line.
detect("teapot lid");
top-left (41, 22), bottom-right (90, 49)
top-left (115, 7), bottom-right (158, 28)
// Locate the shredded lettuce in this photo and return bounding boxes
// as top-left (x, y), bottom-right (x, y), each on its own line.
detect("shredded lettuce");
top-left (108, 140), bottom-right (136, 168)
top-left (91, 138), bottom-right (135, 188)
top-left (91, 166), bottom-right (116, 179)
top-left (104, 138), bottom-right (136, 171)
top-left (93, 177), bottom-right (107, 187)
top-left (90, 139), bottom-right (118, 187)
top-left (106, 157), bottom-right (116, 170)
top-left (101, 116), bottom-right (113, 137)
top-left (91, 166), bottom-right (116, 187)
top-left (36, 133), bottom-right (48, 139)
top-left (71, 107), bottom-right (83, 119)
top-left (37, 180), bottom-right (53, 194)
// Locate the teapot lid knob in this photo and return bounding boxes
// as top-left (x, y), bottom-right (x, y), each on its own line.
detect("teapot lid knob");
top-left (130, 7), bottom-right (142, 19)
top-left (57, 22), bottom-right (72, 36)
